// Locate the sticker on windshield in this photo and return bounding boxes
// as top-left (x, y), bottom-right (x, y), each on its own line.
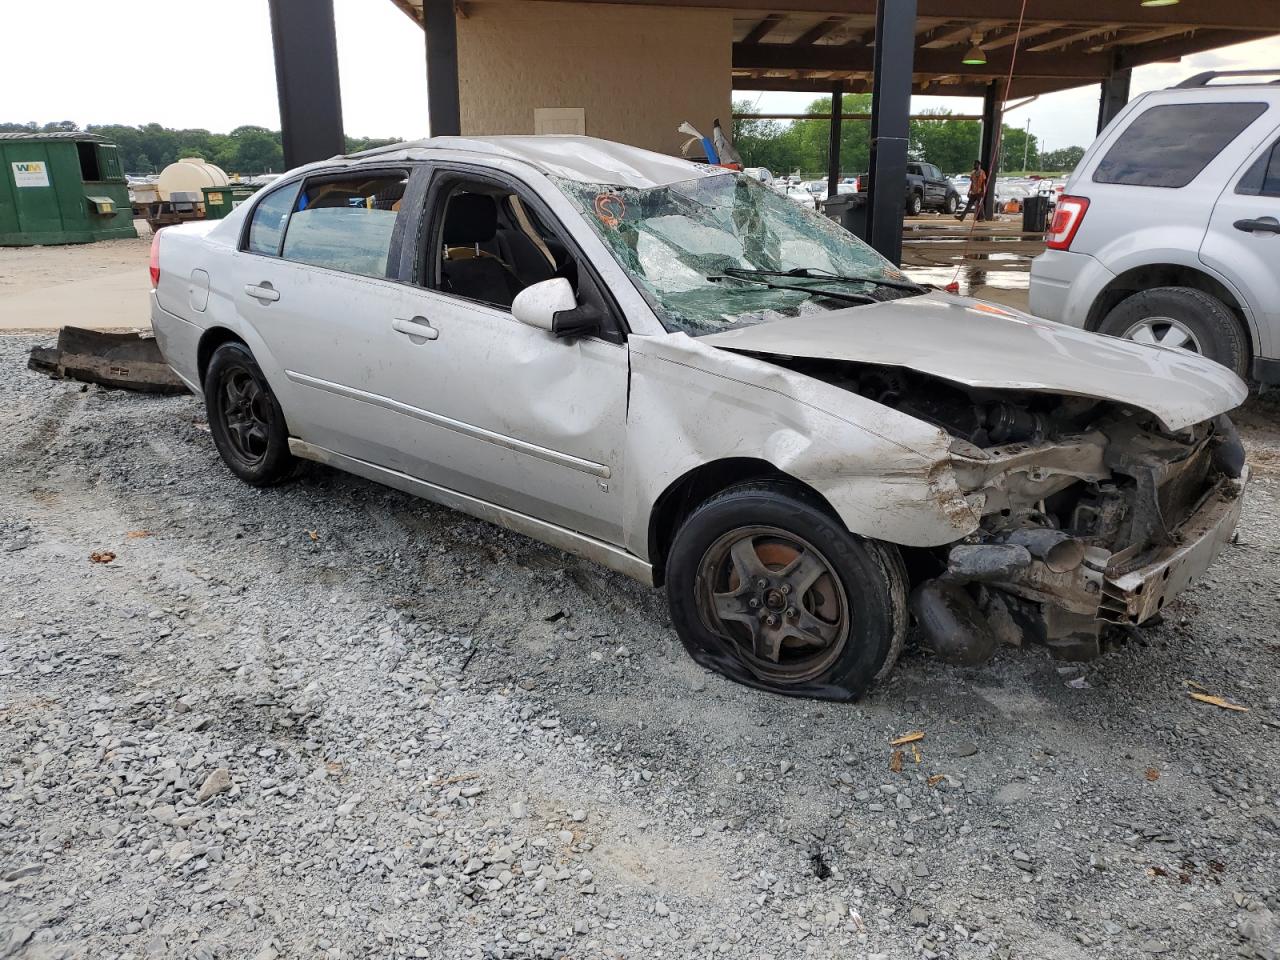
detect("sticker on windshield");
top-left (593, 193), bottom-right (626, 229)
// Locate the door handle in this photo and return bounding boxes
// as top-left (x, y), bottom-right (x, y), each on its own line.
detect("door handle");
top-left (244, 282), bottom-right (280, 302)
top-left (392, 316), bottom-right (439, 341)
top-left (1233, 217), bottom-right (1280, 235)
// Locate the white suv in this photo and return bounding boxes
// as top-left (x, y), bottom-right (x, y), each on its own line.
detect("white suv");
top-left (1030, 71), bottom-right (1280, 384)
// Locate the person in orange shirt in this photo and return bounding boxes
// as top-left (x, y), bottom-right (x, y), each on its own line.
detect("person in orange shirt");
top-left (956, 160), bottom-right (989, 222)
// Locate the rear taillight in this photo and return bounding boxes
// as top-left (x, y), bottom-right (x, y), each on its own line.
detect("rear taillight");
top-left (1046, 195), bottom-right (1089, 250)
top-left (149, 229), bottom-right (161, 287)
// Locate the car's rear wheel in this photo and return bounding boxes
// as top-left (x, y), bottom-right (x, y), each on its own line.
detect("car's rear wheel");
top-left (665, 481), bottom-right (908, 701)
top-left (1098, 286), bottom-right (1249, 379)
top-left (204, 341), bottom-right (297, 486)
top-left (944, 193), bottom-right (958, 215)
top-left (907, 193), bottom-right (923, 216)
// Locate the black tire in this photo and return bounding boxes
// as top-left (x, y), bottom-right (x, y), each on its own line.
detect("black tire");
top-left (944, 192), bottom-right (958, 215)
top-left (665, 481), bottom-right (908, 702)
top-left (1097, 286), bottom-right (1249, 379)
top-left (203, 341), bottom-right (297, 486)
top-left (907, 192), bottom-right (923, 216)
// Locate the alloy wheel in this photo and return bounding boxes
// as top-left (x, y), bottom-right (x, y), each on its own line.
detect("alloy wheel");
top-left (695, 526), bottom-right (850, 685)
top-left (218, 366), bottom-right (272, 466)
top-left (1122, 316), bottom-right (1203, 354)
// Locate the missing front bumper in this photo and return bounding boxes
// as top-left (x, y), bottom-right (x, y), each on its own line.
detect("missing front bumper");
top-left (1098, 468), bottom-right (1248, 625)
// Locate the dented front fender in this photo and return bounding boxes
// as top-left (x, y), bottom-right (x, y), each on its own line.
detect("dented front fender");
top-left (624, 334), bottom-right (980, 560)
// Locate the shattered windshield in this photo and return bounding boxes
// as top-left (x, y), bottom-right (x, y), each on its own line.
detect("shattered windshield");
top-left (555, 172), bottom-right (916, 336)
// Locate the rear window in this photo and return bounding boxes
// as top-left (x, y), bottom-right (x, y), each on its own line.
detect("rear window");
top-left (1093, 102), bottom-right (1268, 188)
top-left (279, 173), bottom-right (407, 278)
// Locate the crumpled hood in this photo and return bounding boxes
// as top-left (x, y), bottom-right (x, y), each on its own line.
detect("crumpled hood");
top-left (701, 292), bottom-right (1248, 431)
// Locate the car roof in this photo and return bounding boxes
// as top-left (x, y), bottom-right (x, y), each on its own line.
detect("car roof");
top-left (347, 135), bottom-right (722, 189)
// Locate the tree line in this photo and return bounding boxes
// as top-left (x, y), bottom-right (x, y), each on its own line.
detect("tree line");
top-left (731, 95), bottom-right (1085, 179)
top-left (0, 120), bottom-right (402, 176)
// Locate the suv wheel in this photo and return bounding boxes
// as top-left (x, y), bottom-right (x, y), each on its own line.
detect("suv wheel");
top-left (204, 341), bottom-right (297, 486)
top-left (1098, 286), bottom-right (1248, 379)
top-left (907, 193), bottom-right (923, 216)
top-left (665, 481), bottom-right (908, 701)
top-left (944, 193), bottom-right (958, 215)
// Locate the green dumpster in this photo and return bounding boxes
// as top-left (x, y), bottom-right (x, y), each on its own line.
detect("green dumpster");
top-left (202, 183), bottom-right (259, 220)
top-left (0, 131), bottom-right (137, 246)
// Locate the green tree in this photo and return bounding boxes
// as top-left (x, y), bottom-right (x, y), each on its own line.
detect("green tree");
top-left (1040, 145), bottom-right (1085, 173)
top-left (909, 109), bottom-right (981, 175)
top-left (998, 125), bottom-right (1040, 174)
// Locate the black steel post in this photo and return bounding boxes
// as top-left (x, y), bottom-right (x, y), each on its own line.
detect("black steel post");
top-left (1097, 66), bottom-right (1132, 134)
top-left (980, 81), bottom-right (1001, 220)
top-left (424, 0), bottom-right (461, 137)
top-left (267, 0), bottom-right (345, 169)
top-left (866, 0), bottom-right (916, 265)
top-left (826, 81), bottom-right (844, 199)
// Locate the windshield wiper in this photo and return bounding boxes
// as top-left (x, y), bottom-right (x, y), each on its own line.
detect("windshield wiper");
top-left (722, 266), bottom-right (924, 293)
top-left (708, 270), bottom-right (875, 305)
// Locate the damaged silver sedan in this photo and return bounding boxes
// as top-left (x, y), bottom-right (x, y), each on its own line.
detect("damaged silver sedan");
top-left (149, 136), bottom-right (1248, 700)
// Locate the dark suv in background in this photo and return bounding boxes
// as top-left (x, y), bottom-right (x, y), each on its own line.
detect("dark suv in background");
top-left (857, 161), bottom-right (960, 215)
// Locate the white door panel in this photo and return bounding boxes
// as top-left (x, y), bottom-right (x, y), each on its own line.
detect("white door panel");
top-left (370, 287), bottom-right (627, 543)
top-left (1200, 125), bottom-right (1280, 361)
top-left (231, 251), bottom-right (418, 467)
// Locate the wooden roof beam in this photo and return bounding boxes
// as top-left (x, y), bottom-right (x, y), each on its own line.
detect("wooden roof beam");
top-left (793, 15), bottom-right (847, 46)
top-left (922, 19), bottom-right (1006, 49)
top-left (982, 22), bottom-right (1064, 50)
top-left (1027, 26), bottom-right (1115, 53)
top-left (734, 42), bottom-right (1114, 80)
top-left (742, 14), bottom-right (784, 44)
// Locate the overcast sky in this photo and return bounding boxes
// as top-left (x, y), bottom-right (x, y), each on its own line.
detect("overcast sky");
top-left (3, 0), bottom-right (1279, 151)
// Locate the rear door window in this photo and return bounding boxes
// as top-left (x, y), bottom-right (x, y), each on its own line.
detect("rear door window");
top-left (279, 172), bottom-right (408, 278)
top-left (246, 181), bottom-right (302, 256)
top-left (1236, 138), bottom-right (1280, 198)
top-left (1093, 102), bottom-right (1268, 188)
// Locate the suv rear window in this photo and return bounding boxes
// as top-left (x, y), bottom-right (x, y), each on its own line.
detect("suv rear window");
top-left (1093, 102), bottom-right (1268, 188)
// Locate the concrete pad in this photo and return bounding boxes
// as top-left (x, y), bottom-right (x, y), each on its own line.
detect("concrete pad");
top-left (0, 224), bottom-right (153, 332)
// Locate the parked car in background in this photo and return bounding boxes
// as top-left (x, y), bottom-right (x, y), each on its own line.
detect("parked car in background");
top-left (1031, 70), bottom-right (1280, 384)
top-left (858, 161), bottom-right (960, 215)
top-left (150, 135), bottom-right (1247, 702)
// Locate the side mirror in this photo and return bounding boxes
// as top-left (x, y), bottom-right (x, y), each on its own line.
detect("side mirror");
top-left (512, 277), bottom-right (576, 331)
top-left (511, 276), bottom-right (602, 338)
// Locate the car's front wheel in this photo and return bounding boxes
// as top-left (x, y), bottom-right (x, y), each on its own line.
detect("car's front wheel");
top-left (204, 341), bottom-right (297, 486)
top-left (665, 481), bottom-right (908, 701)
top-left (1098, 286), bottom-right (1249, 379)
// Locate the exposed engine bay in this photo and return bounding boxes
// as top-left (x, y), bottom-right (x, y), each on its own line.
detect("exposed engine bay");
top-left (771, 357), bottom-right (1249, 662)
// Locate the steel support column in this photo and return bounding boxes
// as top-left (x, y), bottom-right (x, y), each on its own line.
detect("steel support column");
top-left (424, 0), bottom-right (461, 137)
top-left (865, 0), bottom-right (916, 264)
top-left (268, 0), bottom-right (345, 169)
top-left (980, 81), bottom-right (1002, 220)
top-left (826, 81), bottom-right (844, 199)
top-left (1097, 65), bottom-right (1132, 134)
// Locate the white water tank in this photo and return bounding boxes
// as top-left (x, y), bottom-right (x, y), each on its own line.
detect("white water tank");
top-left (157, 158), bottom-right (229, 202)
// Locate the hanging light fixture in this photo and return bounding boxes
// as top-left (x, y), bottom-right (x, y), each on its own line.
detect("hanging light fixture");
top-left (1140, 0), bottom-right (1179, 6)
top-left (963, 35), bottom-right (988, 66)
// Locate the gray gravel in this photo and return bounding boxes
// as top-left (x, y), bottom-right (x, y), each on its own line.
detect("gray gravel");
top-left (2, 331), bottom-right (1279, 960)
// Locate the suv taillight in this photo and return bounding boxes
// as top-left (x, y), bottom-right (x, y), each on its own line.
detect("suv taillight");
top-left (1046, 195), bottom-right (1089, 250)
top-left (149, 229), bottom-right (161, 287)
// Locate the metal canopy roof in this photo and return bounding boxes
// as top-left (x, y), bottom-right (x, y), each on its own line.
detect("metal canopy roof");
top-left (389, 0), bottom-right (1280, 98)
top-left (0, 132), bottom-right (110, 143)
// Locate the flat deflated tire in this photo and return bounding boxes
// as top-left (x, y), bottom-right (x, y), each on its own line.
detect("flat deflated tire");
top-left (204, 341), bottom-right (297, 486)
top-left (665, 481), bottom-right (908, 701)
top-left (1099, 286), bottom-right (1248, 379)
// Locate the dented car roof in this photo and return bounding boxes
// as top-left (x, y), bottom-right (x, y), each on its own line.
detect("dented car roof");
top-left (349, 135), bottom-right (719, 188)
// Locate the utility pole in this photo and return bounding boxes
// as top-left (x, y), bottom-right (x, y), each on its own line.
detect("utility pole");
top-left (1022, 118), bottom-right (1031, 173)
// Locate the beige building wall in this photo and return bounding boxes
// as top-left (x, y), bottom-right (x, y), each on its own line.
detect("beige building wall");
top-left (456, 1), bottom-right (732, 156)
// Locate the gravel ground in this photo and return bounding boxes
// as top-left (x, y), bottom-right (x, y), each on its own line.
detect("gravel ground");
top-left (2, 331), bottom-right (1279, 960)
